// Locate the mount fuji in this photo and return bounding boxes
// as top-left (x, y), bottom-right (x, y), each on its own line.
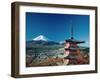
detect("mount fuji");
top-left (26, 35), bottom-right (60, 47)
top-left (33, 35), bottom-right (48, 41)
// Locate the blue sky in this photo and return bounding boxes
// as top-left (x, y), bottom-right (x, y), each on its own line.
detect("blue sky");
top-left (26, 12), bottom-right (89, 47)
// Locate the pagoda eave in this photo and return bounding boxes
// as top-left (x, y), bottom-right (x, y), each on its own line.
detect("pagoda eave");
top-left (65, 39), bottom-right (85, 44)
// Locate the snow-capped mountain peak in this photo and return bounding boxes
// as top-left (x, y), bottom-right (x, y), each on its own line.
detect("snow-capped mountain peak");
top-left (33, 35), bottom-right (48, 41)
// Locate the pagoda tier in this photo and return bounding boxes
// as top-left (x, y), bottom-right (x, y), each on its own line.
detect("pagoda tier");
top-left (65, 47), bottom-right (85, 51)
top-left (65, 48), bottom-right (79, 51)
top-left (64, 55), bottom-right (77, 60)
top-left (65, 39), bottom-right (85, 44)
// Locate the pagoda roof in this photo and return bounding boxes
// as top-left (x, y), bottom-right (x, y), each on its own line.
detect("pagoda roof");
top-left (65, 38), bottom-right (85, 44)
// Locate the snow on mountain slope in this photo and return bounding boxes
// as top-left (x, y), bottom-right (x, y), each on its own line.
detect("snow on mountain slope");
top-left (33, 35), bottom-right (48, 41)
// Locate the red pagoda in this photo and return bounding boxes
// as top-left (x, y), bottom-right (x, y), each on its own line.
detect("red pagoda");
top-left (63, 23), bottom-right (86, 65)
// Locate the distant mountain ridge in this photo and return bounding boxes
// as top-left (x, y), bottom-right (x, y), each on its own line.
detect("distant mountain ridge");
top-left (26, 40), bottom-right (60, 47)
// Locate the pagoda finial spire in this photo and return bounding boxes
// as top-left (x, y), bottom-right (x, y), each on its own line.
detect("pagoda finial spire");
top-left (70, 21), bottom-right (74, 39)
